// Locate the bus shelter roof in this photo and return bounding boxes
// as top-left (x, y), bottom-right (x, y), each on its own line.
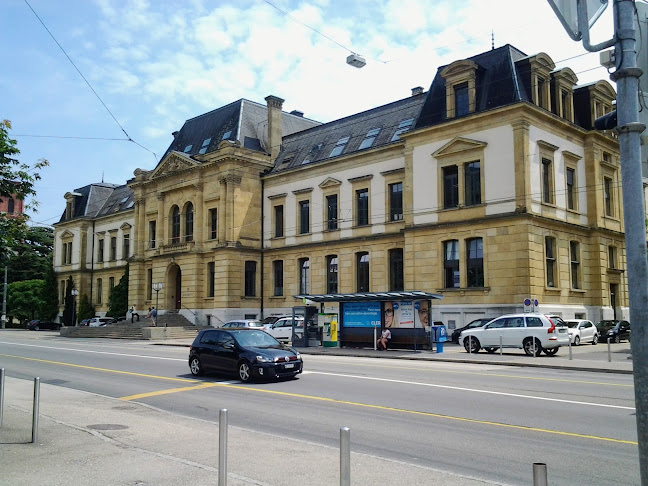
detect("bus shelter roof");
top-left (293, 291), bottom-right (444, 303)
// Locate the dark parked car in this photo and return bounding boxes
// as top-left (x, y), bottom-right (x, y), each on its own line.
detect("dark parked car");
top-left (451, 318), bottom-right (492, 344)
top-left (27, 319), bottom-right (61, 331)
top-left (597, 320), bottom-right (631, 343)
top-left (189, 329), bottom-right (303, 382)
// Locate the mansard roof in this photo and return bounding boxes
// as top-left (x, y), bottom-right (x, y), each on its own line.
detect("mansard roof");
top-left (161, 98), bottom-right (320, 161)
top-left (268, 93), bottom-right (426, 174)
top-left (57, 182), bottom-right (133, 223)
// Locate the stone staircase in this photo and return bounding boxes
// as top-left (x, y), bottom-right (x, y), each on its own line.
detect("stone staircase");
top-left (60, 319), bottom-right (206, 340)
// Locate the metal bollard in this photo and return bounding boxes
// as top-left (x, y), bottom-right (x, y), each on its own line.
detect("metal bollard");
top-left (468, 335), bottom-right (472, 354)
top-left (532, 462), bottom-right (548, 486)
top-left (568, 337), bottom-right (573, 360)
top-left (340, 426), bottom-right (350, 486)
top-left (32, 377), bottom-right (40, 444)
top-left (219, 408), bottom-right (228, 486)
top-left (608, 337), bottom-right (612, 362)
top-left (499, 335), bottom-right (503, 356)
top-left (0, 368), bottom-right (4, 428)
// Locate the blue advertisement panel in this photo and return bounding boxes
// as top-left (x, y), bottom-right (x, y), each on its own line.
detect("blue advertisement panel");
top-left (342, 302), bottom-right (381, 328)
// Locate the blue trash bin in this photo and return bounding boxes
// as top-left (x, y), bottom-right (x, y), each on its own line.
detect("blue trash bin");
top-left (431, 325), bottom-right (447, 353)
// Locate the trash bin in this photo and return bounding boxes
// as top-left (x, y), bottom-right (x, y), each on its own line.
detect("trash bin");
top-left (430, 325), bottom-right (447, 353)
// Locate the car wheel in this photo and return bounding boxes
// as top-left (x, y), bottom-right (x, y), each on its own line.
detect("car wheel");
top-left (463, 337), bottom-right (481, 353)
top-left (574, 336), bottom-right (580, 346)
top-left (34, 325), bottom-right (40, 331)
top-left (189, 357), bottom-right (203, 376)
top-left (485, 347), bottom-right (497, 354)
top-left (543, 347), bottom-right (559, 356)
top-left (523, 338), bottom-right (542, 357)
top-left (592, 334), bottom-right (598, 345)
top-left (238, 361), bottom-right (252, 382)
top-left (614, 335), bottom-right (620, 344)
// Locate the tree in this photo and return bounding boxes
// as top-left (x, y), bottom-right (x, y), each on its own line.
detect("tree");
top-left (4, 226), bottom-right (54, 283)
top-left (39, 263), bottom-right (60, 321)
top-left (108, 264), bottom-right (129, 318)
top-left (77, 293), bottom-right (94, 321)
top-left (62, 276), bottom-right (74, 326)
top-left (7, 279), bottom-right (45, 323)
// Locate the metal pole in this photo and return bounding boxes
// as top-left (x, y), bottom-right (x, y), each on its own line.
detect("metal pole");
top-left (219, 408), bottom-right (227, 486)
top-left (340, 426), bottom-right (350, 486)
top-left (608, 337), bottom-right (612, 363)
top-left (468, 335), bottom-right (472, 354)
top-left (532, 462), bottom-right (548, 486)
top-left (610, 1), bottom-right (648, 482)
top-left (1, 266), bottom-right (7, 329)
top-left (568, 337), bottom-right (573, 361)
top-left (373, 325), bottom-right (377, 351)
top-left (499, 335), bottom-right (503, 356)
top-left (0, 368), bottom-right (4, 428)
top-left (31, 377), bottom-right (40, 444)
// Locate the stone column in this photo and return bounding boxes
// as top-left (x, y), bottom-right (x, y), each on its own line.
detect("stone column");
top-left (512, 120), bottom-right (531, 212)
top-left (157, 193), bottom-right (165, 247)
top-left (194, 183), bottom-right (204, 247)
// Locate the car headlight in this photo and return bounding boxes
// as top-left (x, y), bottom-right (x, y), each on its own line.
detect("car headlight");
top-left (255, 355), bottom-right (273, 363)
top-left (294, 352), bottom-right (301, 360)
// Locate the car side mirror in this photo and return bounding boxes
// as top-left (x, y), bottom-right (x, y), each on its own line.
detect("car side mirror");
top-left (223, 343), bottom-right (234, 349)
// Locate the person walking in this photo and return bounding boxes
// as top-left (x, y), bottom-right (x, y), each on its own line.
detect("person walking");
top-left (150, 306), bottom-right (157, 327)
top-left (130, 305), bottom-right (140, 323)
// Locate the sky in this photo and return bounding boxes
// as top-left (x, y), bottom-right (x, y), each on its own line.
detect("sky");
top-left (1, 0), bottom-right (619, 228)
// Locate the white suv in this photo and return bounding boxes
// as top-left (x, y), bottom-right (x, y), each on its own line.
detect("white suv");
top-left (263, 316), bottom-right (304, 343)
top-left (460, 313), bottom-right (570, 356)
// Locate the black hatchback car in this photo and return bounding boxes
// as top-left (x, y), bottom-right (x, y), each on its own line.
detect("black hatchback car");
top-left (189, 329), bottom-right (303, 382)
top-left (27, 319), bottom-right (61, 331)
top-left (451, 318), bottom-right (492, 344)
top-left (597, 320), bottom-right (631, 343)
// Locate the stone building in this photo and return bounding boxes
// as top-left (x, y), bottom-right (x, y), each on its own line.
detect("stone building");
top-left (54, 44), bottom-right (629, 330)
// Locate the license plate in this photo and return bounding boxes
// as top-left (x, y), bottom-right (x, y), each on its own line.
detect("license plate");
top-left (285, 363), bottom-right (294, 369)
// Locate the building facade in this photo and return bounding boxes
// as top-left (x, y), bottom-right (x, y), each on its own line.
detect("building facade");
top-left (54, 45), bottom-right (632, 332)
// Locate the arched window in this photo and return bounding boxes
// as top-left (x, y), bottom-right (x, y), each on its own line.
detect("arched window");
top-left (171, 206), bottom-right (180, 244)
top-left (7, 198), bottom-right (14, 214)
top-left (185, 203), bottom-right (194, 242)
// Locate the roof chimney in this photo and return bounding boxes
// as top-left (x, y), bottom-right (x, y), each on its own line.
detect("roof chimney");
top-left (290, 110), bottom-right (304, 117)
top-left (265, 95), bottom-right (285, 160)
top-left (411, 86), bottom-right (424, 96)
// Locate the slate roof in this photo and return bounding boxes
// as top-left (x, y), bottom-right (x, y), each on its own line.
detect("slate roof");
top-left (415, 44), bottom-right (530, 129)
top-left (161, 99), bottom-right (320, 161)
top-left (268, 94), bottom-right (427, 174)
top-left (57, 183), bottom-right (133, 223)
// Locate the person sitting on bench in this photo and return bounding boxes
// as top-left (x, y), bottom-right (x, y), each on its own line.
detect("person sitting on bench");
top-left (377, 327), bottom-right (391, 350)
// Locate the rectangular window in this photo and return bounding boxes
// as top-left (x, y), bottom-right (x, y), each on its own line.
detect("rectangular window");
top-left (608, 246), bottom-right (617, 269)
top-left (98, 239), bottom-right (105, 261)
top-left (274, 205), bottom-right (284, 237)
top-left (110, 237), bottom-right (117, 261)
top-left (391, 118), bottom-right (414, 141)
top-left (326, 195), bottom-right (338, 230)
top-left (566, 167), bottom-right (576, 210)
top-left (273, 260), bottom-right (283, 296)
top-left (356, 252), bottom-right (370, 292)
top-left (389, 183), bottom-right (403, 221)
top-left (123, 234), bottom-right (130, 259)
top-left (464, 161), bottom-right (481, 206)
top-left (244, 261), bottom-right (257, 297)
top-left (185, 205), bottom-right (194, 242)
top-left (326, 255), bottom-right (338, 293)
top-left (537, 77), bottom-right (546, 109)
top-left (329, 136), bottom-right (350, 157)
top-left (455, 82), bottom-right (469, 116)
top-left (97, 278), bottom-right (103, 304)
top-left (358, 128), bottom-right (381, 150)
top-left (356, 189), bottom-right (369, 226)
top-left (443, 166), bottom-right (459, 209)
top-left (299, 200), bottom-right (310, 234)
top-left (299, 258), bottom-right (310, 294)
top-left (67, 242), bottom-right (72, 264)
top-left (466, 238), bottom-right (484, 287)
top-left (444, 240), bottom-right (460, 288)
top-left (542, 158), bottom-right (553, 204)
top-left (147, 269), bottom-right (152, 300)
top-left (570, 241), bottom-right (580, 289)
top-left (109, 276), bottom-right (115, 289)
top-left (561, 89), bottom-right (569, 118)
top-left (604, 177), bottom-right (613, 216)
top-left (149, 221), bottom-right (157, 249)
top-left (545, 236), bottom-right (556, 288)
top-left (208, 262), bottom-right (215, 297)
top-left (209, 209), bottom-right (218, 239)
top-left (389, 248), bottom-right (404, 291)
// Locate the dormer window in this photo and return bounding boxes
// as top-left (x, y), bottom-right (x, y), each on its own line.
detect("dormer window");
top-left (329, 137), bottom-right (349, 157)
top-left (359, 128), bottom-right (381, 150)
top-left (391, 119), bottom-right (414, 141)
top-left (454, 83), bottom-right (469, 116)
top-left (198, 138), bottom-right (211, 154)
top-left (183, 144), bottom-right (193, 153)
top-left (440, 59), bottom-right (478, 119)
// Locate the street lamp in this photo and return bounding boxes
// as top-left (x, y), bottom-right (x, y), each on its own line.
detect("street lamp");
top-left (152, 282), bottom-right (163, 314)
top-left (70, 289), bottom-right (78, 326)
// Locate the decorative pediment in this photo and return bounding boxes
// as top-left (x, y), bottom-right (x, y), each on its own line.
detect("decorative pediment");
top-left (433, 137), bottom-right (487, 159)
top-left (120, 222), bottom-right (132, 231)
top-left (319, 177), bottom-right (342, 188)
top-left (60, 229), bottom-right (74, 239)
top-left (151, 152), bottom-right (198, 179)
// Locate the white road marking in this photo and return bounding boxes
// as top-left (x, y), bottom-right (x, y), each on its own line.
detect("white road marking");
top-left (0, 341), bottom-right (186, 361)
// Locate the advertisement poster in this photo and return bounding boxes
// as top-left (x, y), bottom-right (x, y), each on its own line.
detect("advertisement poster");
top-left (414, 300), bottom-right (431, 329)
top-left (384, 301), bottom-right (414, 328)
top-left (342, 302), bottom-right (381, 328)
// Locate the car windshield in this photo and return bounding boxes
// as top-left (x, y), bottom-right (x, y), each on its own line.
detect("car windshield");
top-left (232, 330), bottom-right (281, 348)
top-left (597, 321), bottom-right (616, 331)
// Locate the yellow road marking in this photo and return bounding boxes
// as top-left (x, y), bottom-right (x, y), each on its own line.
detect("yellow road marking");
top-left (120, 383), bottom-right (220, 400)
top-left (1, 352), bottom-right (636, 445)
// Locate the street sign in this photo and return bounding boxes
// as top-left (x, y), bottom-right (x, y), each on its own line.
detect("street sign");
top-left (547, 0), bottom-right (608, 41)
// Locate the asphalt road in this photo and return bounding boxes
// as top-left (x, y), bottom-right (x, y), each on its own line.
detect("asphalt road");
top-left (0, 331), bottom-right (639, 485)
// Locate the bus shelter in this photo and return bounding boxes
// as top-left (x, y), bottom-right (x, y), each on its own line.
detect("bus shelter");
top-left (293, 291), bottom-right (444, 349)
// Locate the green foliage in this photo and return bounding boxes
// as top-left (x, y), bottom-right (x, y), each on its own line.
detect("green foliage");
top-left (78, 293), bottom-right (94, 321)
top-left (108, 264), bottom-right (129, 318)
top-left (3, 225), bottom-right (54, 283)
top-left (39, 263), bottom-right (60, 320)
top-left (7, 279), bottom-right (45, 323)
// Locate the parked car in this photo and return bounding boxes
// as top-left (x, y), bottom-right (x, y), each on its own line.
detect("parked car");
top-left (450, 318), bottom-right (492, 344)
top-left (188, 328), bottom-right (303, 382)
top-left (108, 316), bottom-right (128, 324)
top-left (220, 319), bottom-right (265, 329)
top-left (460, 313), bottom-right (570, 356)
top-left (597, 320), bottom-right (631, 343)
top-left (88, 317), bottom-right (113, 327)
top-left (78, 318), bottom-right (91, 326)
top-left (564, 319), bottom-right (599, 345)
top-left (27, 319), bottom-right (61, 331)
top-left (263, 316), bottom-right (304, 343)
top-left (262, 315), bottom-right (281, 325)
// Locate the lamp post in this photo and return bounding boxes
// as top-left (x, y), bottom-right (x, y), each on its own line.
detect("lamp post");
top-left (70, 289), bottom-right (78, 326)
top-left (152, 283), bottom-right (163, 314)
